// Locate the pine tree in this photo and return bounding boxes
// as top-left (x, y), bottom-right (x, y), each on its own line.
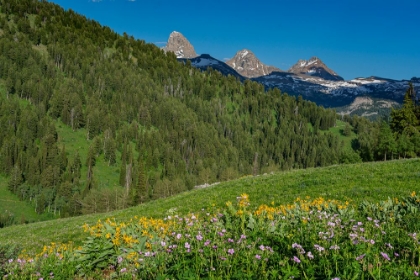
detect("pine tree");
top-left (119, 156), bottom-right (127, 187)
top-left (343, 123), bottom-right (352, 136)
top-left (397, 132), bottom-right (414, 159)
top-left (134, 159), bottom-right (148, 204)
top-left (377, 121), bottom-right (396, 161)
top-left (8, 165), bottom-right (23, 194)
top-left (86, 146), bottom-right (96, 167)
top-left (391, 83), bottom-right (419, 135)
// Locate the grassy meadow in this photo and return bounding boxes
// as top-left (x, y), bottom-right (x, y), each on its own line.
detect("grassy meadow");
top-left (1, 159), bottom-right (419, 279)
top-left (0, 158), bottom-right (419, 253)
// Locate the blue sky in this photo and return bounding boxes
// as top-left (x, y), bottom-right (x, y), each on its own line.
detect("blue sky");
top-left (48, 0), bottom-right (419, 80)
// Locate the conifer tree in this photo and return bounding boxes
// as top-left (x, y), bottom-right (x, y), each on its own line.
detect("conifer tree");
top-left (391, 83), bottom-right (419, 135)
top-left (8, 165), bottom-right (23, 194)
top-left (377, 121), bottom-right (396, 161)
top-left (134, 158), bottom-right (148, 204)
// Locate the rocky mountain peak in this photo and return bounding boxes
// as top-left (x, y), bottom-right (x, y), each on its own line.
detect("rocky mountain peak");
top-left (288, 57), bottom-right (344, 81)
top-left (226, 49), bottom-right (281, 78)
top-left (163, 31), bottom-right (197, 59)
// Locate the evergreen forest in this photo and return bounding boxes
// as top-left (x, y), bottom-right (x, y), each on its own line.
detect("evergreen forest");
top-left (0, 0), bottom-right (419, 225)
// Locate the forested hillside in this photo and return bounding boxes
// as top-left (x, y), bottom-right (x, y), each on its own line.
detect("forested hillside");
top-left (0, 0), bottom-right (418, 223)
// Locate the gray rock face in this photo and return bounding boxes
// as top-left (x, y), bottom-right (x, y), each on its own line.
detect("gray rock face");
top-left (288, 57), bottom-right (344, 81)
top-left (163, 31), bottom-right (197, 59)
top-left (226, 49), bottom-right (281, 78)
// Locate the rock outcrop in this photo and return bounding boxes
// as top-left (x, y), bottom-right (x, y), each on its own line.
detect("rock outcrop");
top-left (163, 31), bottom-right (197, 59)
top-left (226, 49), bottom-right (281, 78)
top-left (288, 57), bottom-right (344, 81)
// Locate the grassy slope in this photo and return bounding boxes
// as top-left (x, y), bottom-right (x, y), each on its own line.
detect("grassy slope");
top-left (0, 177), bottom-right (42, 223)
top-left (307, 119), bottom-right (356, 151)
top-left (55, 121), bottom-right (122, 189)
top-left (0, 158), bottom-right (418, 253)
top-left (329, 119), bottom-right (357, 150)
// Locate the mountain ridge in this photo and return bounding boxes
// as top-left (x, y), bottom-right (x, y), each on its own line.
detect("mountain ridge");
top-left (288, 56), bottom-right (344, 81)
top-left (225, 49), bottom-right (281, 78)
top-left (163, 31), bottom-right (419, 117)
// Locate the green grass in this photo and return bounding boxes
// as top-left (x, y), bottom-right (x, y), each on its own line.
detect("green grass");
top-left (328, 119), bottom-right (357, 150)
top-left (0, 177), bottom-right (53, 225)
top-left (0, 158), bottom-right (419, 254)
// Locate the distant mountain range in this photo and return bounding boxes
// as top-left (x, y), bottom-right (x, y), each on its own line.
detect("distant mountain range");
top-left (163, 31), bottom-right (420, 118)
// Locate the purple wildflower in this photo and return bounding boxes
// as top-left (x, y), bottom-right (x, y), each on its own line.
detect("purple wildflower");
top-left (196, 234), bottom-right (203, 241)
top-left (292, 243), bottom-right (305, 254)
top-left (120, 268), bottom-right (127, 273)
top-left (380, 252), bottom-right (390, 261)
top-left (255, 254), bottom-right (261, 260)
top-left (356, 254), bottom-right (366, 261)
top-left (292, 256), bottom-right (301, 263)
top-left (176, 233), bottom-right (182, 239)
top-left (228, 248), bottom-right (234, 255)
top-left (185, 242), bottom-right (191, 249)
top-left (328, 222), bottom-right (336, 227)
top-left (329, 245), bottom-right (340, 250)
top-left (117, 256), bottom-right (123, 264)
top-left (314, 244), bottom-right (325, 252)
top-left (414, 271), bottom-right (419, 277)
top-left (307, 251), bottom-right (314, 259)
